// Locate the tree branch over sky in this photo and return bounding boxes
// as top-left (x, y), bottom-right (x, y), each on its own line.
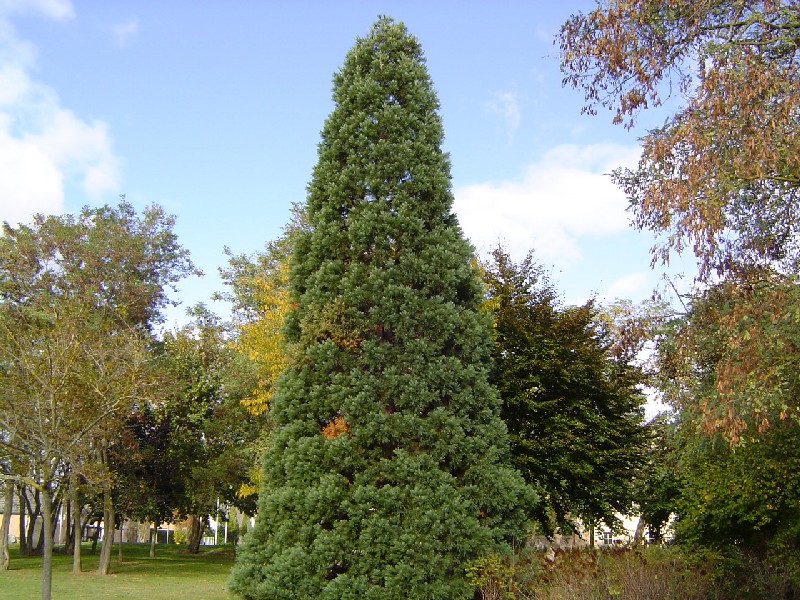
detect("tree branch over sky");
top-left (560, 0), bottom-right (800, 280)
top-left (559, 1), bottom-right (800, 441)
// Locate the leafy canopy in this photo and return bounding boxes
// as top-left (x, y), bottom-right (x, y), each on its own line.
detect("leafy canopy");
top-left (482, 246), bottom-right (649, 535)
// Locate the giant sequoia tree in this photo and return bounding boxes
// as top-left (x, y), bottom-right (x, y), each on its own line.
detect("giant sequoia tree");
top-left (230, 17), bottom-right (531, 600)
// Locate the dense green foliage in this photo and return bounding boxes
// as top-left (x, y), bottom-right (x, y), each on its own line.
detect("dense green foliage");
top-left (482, 247), bottom-right (648, 537)
top-left (230, 17), bottom-right (531, 600)
top-left (633, 413), bottom-right (681, 543)
top-left (673, 419), bottom-right (800, 551)
top-left (113, 308), bottom-right (263, 554)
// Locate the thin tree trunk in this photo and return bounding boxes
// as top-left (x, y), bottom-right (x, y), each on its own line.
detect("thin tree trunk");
top-left (48, 494), bottom-right (61, 548)
top-left (40, 484), bottom-right (54, 600)
top-left (97, 487), bottom-right (114, 575)
top-left (64, 491), bottom-right (72, 554)
top-left (21, 486), bottom-right (38, 556)
top-left (0, 481), bottom-right (13, 571)
top-left (149, 522), bottom-right (156, 558)
top-left (71, 471), bottom-right (81, 573)
top-left (35, 520), bottom-right (44, 557)
top-left (632, 515), bottom-right (647, 546)
top-left (118, 518), bottom-right (123, 562)
top-left (90, 517), bottom-right (101, 554)
top-left (24, 487), bottom-right (41, 556)
top-left (79, 512), bottom-right (93, 550)
top-left (18, 485), bottom-right (26, 556)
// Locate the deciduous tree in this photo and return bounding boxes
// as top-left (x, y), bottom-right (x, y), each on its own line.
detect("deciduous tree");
top-left (230, 17), bottom-right (531, 600)
top-left (560, 0), bottom-right (800, 277)
top-left (0, 297), bottom-right (147, 595)
top-left (0, 201), bottom-right (195, 597)
top-left (154, 307), bottom-right (263, 554)
top-left (482, 246), bottom-right (649, 539)
top-left (673, 416), bottom-right (800, 553)
top-left (559, 0), bottom-right (800, 438)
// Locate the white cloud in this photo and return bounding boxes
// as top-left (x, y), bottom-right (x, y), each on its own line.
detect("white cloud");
top-left (454, 143), bottom-right (641, 266)
top-left (487, 91), bottom-right (521, 141)
top-left (112, 17), bottom-right (139, 48)
top-left (0, 129), bottom-right (63, 224)
top-left (599, 272), bottom-right (650, 303)
top-left (0, 7), bottom-right (120, 226)
top-left (0, 0), bottom-right (74, 21)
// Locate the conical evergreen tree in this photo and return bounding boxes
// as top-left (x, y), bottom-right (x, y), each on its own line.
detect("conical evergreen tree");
top-left (230, 17), bottom-right (532, 600)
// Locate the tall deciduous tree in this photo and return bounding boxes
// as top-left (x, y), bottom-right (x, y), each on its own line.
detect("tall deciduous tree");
top-left (230, 17), bottom-right (531, 600)
top-left (482, 247), bottom-right (649, 538)
top-left (0, 202), bottom-right (195, 598)
top-left (559, 1), bottom-right (800, 438)
top-left (560, 0), bottom-right (800, 277)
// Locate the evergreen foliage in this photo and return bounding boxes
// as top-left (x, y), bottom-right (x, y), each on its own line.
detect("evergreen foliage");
top-left (230, 17), bottom-right (531, 599)
top-left (482, 246), bottom-right (648, 536)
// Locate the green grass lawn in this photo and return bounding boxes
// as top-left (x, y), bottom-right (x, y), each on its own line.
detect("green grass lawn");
top-left (1, 542), bottom-right (235, 599)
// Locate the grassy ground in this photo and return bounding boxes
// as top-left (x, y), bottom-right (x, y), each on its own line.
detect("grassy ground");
top-left (1, 542), bottom-right (235, 600)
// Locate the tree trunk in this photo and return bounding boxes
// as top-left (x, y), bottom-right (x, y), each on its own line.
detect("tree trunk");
top-left (40, 485), bottom-right (54, 600)
top-left (118, 518), bottom-right (123, 562)
top-left (24, 486), bottom-right (42, 556)
top-left (0, 481), bottom-right (13, 571)
top-left (35, 519), bottom-right (44, 557)
top-left (97, 487), bottom-right (114, 575)
top-left (64, 492), bottom-right (72, 554)
top-left (149, 523), bottom-right (156, 558)
top-left (632, 515), bottom-right (647, 546)
top-left (22, 486), bottom-right (42, 556)
top-left (71, 471), bottom-right (81, 573)
top-left (186, 514), bottom-right (206, 554)
top-left (18, 485), bottom-right (26, 556)
top-left (47, 494), bottom-right (61, 548)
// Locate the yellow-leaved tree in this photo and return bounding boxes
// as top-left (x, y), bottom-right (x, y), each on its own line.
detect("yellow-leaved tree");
top-left (218, 204), bottom-right (308, 495)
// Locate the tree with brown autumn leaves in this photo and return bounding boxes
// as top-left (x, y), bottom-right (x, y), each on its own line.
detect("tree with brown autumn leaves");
top-left (559, 0), bottom-right (800, 440)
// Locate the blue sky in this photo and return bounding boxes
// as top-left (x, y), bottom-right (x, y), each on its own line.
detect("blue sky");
top-left (0, 0), bottom-right (691, 327)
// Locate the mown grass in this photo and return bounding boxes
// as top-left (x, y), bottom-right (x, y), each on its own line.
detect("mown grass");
top-left (1, 542), bottom-right (235, 600)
